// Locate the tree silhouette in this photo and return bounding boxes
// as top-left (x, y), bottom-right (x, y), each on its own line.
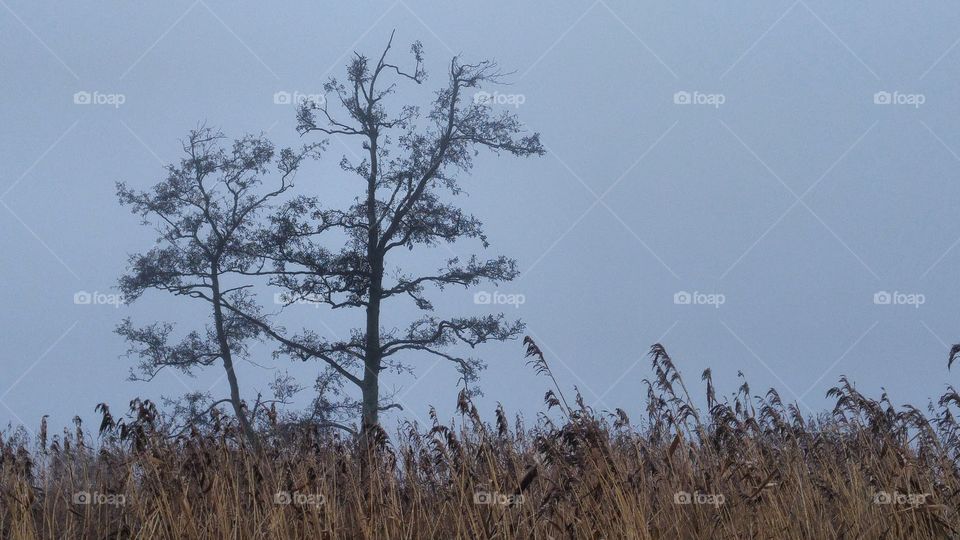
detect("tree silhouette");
top-left (221, 32), bottom-right (544, 436)
top-left (116, 128), bottom-right (315, 452)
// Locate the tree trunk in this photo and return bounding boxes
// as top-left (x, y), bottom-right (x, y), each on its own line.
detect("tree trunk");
top-left (211, 272), bottom-right (263, 454)
top-left (361, 131), bottom-right (383, 444)
top-left (223, 349), bottom-right (262, 454)
top-left (360, 262), bottom-right (383, 439)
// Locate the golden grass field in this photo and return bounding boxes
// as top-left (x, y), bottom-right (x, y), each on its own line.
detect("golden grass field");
top-left (2, 342), bottom-right (959, 539)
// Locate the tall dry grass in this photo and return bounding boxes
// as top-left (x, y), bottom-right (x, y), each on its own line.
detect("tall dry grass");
top-left (2, 340), bottom-right (960, 539)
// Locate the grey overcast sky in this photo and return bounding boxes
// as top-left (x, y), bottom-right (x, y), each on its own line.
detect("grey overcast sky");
top-left (3, 0), bottom-right (960, 433)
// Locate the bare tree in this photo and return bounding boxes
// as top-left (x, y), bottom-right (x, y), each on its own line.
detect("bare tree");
top-left (220, 32), bottom-right (544, 436)
top-left (116, 128), bottom-right (314, 452)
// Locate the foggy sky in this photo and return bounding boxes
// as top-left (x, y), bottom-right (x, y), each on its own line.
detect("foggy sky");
top-left (3, 0), bottom-right (960, 434)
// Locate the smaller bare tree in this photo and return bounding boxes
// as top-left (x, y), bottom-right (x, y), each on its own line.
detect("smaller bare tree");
top-left (116, 127), bottom-right (315, 452)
